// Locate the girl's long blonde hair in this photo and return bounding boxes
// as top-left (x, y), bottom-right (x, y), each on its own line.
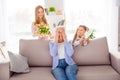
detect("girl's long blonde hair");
top-left (72, 25), bottom-right (89, 45)
top-left (34, 5), bottom-right (48, 25)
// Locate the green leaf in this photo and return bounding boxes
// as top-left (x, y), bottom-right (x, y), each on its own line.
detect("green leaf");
top-left (89, 29), bottom-right (96, 39)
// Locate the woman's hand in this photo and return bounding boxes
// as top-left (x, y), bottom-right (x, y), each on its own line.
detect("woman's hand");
top-left (55, 31), bottom-right (59, 42)
top-left (59, 33), bottom-right (62, 40)
top-left (61, 31), bottom-right (67, 41)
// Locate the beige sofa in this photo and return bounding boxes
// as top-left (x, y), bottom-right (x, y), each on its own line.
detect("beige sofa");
top-left (0, 37), bottom-right (120, 80)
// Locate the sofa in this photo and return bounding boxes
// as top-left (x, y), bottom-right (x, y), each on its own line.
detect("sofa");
top-left (0, 37), bottom-right (120, 80)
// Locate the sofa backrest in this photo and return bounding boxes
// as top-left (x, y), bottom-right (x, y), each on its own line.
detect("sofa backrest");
top-left (19, 39), bottom-right (52, 67)
top-left (73, 37), bottom-right (110, 65)
top-left (19, 37), bottom-right (110, 67)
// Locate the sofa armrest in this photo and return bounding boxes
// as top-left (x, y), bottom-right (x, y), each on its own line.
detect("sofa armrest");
top-left (0, 60), bottom-right (10, 80)
top-left (110, 50), bottom-right (120, 74)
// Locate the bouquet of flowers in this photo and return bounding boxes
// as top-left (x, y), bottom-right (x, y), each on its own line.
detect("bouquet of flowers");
top-left (35, 23), bottom-right (50, 35)
top-left (34, 23), bottom-right (50, 39)
top-left (89, 29), bottom-right (96, 39)
top-left (85, 29), bottom-right (96, 39)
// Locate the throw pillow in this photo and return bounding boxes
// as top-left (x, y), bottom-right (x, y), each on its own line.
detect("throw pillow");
top-left (8, 51), bottom-right (30, 73)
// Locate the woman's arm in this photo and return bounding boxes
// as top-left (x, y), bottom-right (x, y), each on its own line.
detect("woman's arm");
top-left (49, 42), bottom-right (58, 57)
top-left (31, 23), bottom-right (39, 37)
top-left (65, 41), bottom-right (74, 57)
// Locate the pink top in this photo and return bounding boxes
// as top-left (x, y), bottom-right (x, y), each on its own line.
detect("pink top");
top-left (31, 22), bottom-right (39, 37)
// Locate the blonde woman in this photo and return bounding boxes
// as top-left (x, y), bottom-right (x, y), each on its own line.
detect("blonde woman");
top-left (72, 25), bottom-right (89, 46)
top-left (49, 27), bottom-right (78, 80)
top-left (31, 5), bottom-right (49, 39)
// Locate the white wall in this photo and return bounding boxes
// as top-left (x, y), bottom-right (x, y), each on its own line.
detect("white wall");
top-left (0, 0), bottom-right (119, 53)
top-left (117, 0), bottom-right (120, 51)
top-left (0, 0), bottom-right (8, 42)
top-left (107, 0), bottom-right (118, 51)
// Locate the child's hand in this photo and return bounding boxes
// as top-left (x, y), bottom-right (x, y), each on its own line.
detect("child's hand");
top-left (80, 36), bottom-right (85, 42)
top-left (85, 38), bottom-right (89, 43)
top-left (82, 38), bottom-right (89, 46)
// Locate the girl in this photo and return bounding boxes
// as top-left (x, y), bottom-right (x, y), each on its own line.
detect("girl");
top-left (72, 25), bottom-right (89, 46)
top-left (49, 27), bottom-right (78, 80)
top-left (31, 5), bottom-right (49, 39)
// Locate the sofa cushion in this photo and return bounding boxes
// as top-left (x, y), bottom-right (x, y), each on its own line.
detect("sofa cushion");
top-left (8, 51), bottom-right (30, 73)
top-left (77, 65), bottom-right (120, 80)
top-left (19, 39), bottom-right (52, 67)
top-left (10, 67), bottom-right (55, 80)
top-left (73, 37), bottom-right (110, 65)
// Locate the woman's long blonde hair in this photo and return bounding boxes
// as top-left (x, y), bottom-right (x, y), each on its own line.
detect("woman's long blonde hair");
top-left (34, 5), bottom-right (48, 25)
top-left (72, 25), bottom-right (89, 45)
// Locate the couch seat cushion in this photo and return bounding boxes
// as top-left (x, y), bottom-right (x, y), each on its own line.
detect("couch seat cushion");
top-left (77, 65), bottom-right (120, 80)
top-left (9, 67), bottom-right (55, 80)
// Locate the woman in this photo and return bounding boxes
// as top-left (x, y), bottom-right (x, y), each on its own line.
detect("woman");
top-left (72, 25), bottom-right (89, 46)
top-left (49, 27), bottom-right (78, 80)
top-left (31, 5), bottom-right (49, 39)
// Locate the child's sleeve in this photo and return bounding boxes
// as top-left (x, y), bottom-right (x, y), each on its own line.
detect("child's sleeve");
top-left (73, 40), bottom-right (80, 47)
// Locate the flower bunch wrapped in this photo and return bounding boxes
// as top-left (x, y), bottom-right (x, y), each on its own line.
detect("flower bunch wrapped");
top-left (34, 23), bottom-right (50, 39)
top-left (35, 23), bottom-right (50, 35)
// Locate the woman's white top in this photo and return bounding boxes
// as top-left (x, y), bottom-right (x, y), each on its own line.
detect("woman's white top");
top-left (58, 42), bottom-right (65, 59)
